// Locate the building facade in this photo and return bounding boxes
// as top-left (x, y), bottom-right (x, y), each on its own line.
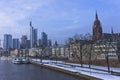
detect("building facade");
top-left (41, 32), bottom-right (48, 48)
top-left (20, 35), bottom-right (27, 49)
top-left (48, 39), bottom-right (52, 47)
top-left (13, 38), bottom-right (20, 49)
top-left (3, 34), bottom-right (12, 51)
top-left (30, 21), bottom-right (37, 48)
top-left (93, 41), bottom-right (120, 60)
top-left (37, 39), bottom-right (42, 48)
top-left (27, 40), bottom-right (30, 49)
top-left (33, 29), bottom-right (37, 47)
top-left (51, 44), bottom-right (71, 59)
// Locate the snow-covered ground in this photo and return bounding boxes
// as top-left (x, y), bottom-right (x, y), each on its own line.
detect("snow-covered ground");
top-left (0, 56), bottom-right (12, 61)
top-left (31, 59), bottom-right (120, 80)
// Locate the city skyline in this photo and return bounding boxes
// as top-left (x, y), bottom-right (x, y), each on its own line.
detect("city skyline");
top-left (0, 0), bottom-right (120, 44)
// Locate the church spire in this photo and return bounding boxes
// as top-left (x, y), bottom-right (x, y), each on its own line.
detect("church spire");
top-left (96, 11), bottom-right (98, 20)
top-left (93, 11), bottom-right (102, 40)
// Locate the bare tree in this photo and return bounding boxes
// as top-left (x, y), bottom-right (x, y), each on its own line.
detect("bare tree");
top-left (84, 33), bottom-right (92, 40)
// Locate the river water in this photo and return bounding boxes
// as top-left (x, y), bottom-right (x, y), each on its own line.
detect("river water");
top-left (0, 61), bottom-right (85, 80)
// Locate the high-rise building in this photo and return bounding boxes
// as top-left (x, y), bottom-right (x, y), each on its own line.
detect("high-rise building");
top-left (30, 21), bottom-right (37, 48)
top-left (33, 29), bottom-right (37, 47)
top-left (30, 21), bottom-right (33, 48)
top-left (48, 39), bottom-right (52, 47)
top-left (27, 40), bottom-right (30, 49)
top-left (92, 12), bottom-right (102, 40)
top-left (13, 38), bottom-right (20, 49)
top-left (20, 35), bottom-right (27, 49)
top-left (3, 34), bottom-right (12, 51)
top-left (37, 39), bottom-right (42, 48)
top-left (41, 32), bottom-right (48, 48)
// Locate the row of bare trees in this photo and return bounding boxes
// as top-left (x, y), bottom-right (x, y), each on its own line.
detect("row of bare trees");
top-left (65, 33), bottom-right (120, 72)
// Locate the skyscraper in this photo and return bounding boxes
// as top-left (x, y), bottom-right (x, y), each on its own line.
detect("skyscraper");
top-left (92, 12), bottom-right (102, 40)
top-left (30, 21), bottom-right (33, 48)
top-left (20, 35), bottom-right (27, 49)
top-left (41, 32), bottom-right (48, 48)
top-left (33, 29), bottom-right (37, 47)
top-left (3, 34), bottom-right (12, 51)
top-left (48, 39), bottom-right (52, 47)
top-left (13, 38), bottom-right (20, 49)
top-left (37, 39), bottom-right (42, 48)
top-left (26, 40), bottom-right (30, 49)
top-left (30, 21), bottom-right (37, 48)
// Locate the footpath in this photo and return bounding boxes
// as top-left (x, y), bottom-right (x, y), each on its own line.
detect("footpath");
top-left (30, 59), bottom-right (120, 80)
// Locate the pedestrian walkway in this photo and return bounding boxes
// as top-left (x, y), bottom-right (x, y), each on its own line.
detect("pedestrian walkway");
top-left (31, 59), bottom-right (120, 80)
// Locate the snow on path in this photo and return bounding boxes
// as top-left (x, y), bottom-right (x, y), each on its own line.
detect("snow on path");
top-left (31, 59), bottom-right (120, 80)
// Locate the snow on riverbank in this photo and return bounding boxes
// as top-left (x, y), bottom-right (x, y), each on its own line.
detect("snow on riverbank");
top-left (31, 59), bottom-right (120, 80)
top-left (0, 56), bottom-right (12, 61)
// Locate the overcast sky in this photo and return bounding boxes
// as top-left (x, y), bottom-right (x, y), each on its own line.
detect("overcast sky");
top-left (0, 0), bottom-right (120, 44)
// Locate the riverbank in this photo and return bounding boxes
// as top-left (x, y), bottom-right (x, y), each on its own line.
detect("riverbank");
top-left (31, 61), bottom-right (101, 80)
top-left (0, 56), bottom-right (12, 61)
top-left (30, 59), bottom-right (120, 80)
top-left (1, 57), bottom-right (119, 80)
top-left (0, 61), bottom-right (79, 80)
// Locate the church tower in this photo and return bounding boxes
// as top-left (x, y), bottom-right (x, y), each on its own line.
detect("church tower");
top-left (92, 12), bottom-right (103, 40)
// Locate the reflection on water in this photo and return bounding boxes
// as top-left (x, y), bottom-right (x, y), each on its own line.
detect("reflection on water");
top-left (0, 61), bottom-right (84, 80)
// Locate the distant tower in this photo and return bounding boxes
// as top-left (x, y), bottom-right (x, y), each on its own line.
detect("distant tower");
top-left (41, 32), bottom-right (48, 48)
top-left (30, 21), bottom-right (37, 48)
top-left (111, 27), bottom-right (114, 34)
top-left (33, 29), bottom-right (37, 47)
top-left (30, 21), bottom-right (33, 48)
top-left (20, 35), bottom-right (27, 49)
top-left (48, 39), bottom-right (52, 47)
top-left (3, 34), bottom-right (12, 51)
top-left (92, 11), bottom-right (103, 40)
top-left (13, 38), bottom-right (20, 49)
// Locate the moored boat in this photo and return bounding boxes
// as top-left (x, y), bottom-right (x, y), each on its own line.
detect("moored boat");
top-left (22, 58), bottom-right (30, 64)
top-left (12, 58), bottom-right (22, 64)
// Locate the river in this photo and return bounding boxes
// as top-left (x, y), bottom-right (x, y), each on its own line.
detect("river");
top-left (0, 61), bottom-right (85, 80)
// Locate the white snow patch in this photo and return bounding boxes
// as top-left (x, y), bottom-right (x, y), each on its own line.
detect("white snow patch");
top-left (31, 59), bottom-right (120, 80)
